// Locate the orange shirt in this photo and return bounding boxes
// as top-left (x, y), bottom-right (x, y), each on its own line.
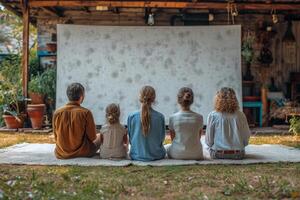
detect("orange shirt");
top-left (53, 102), bottom-right (97, 159)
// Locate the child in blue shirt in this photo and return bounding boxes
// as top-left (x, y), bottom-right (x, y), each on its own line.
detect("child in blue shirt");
top-left (127, 85), bottom-right (166, 161)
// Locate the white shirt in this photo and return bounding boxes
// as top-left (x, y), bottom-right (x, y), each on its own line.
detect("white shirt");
top-left (205, 110), bottom-right (251, 151)
top-left (168, 110), bottom-right (203, 160)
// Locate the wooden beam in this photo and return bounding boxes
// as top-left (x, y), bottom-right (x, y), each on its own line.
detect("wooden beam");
top-left (29, 1), bottom-right (300, 10)
top-left (21, 0), bottom-right (29, 98)
top-left (42, 7), bottom-right (64, 17)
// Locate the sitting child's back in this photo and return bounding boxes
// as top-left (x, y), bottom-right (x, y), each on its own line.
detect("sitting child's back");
top-left (100, 104), bottom-right (127, 159)
top-left (100, 123), bottom-right (127, 159)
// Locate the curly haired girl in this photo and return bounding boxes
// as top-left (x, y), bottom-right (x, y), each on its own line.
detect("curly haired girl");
top-left (205, 87), bottom-right (251, 159)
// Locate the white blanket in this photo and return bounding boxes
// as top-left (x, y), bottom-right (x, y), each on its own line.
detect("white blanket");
top-left (0, 143), bottom-right (300, 166)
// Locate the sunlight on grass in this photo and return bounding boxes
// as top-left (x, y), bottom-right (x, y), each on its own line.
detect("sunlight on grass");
top-left (0, 132), bottom-right (54, 148)
top-left (250, 135), bottom-right (300, 148)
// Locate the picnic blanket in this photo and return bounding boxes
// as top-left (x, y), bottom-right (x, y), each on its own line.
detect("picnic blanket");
top-left (0, 142), bottom-right (299, 166)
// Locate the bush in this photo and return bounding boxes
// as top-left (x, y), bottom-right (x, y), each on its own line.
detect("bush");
top-left (289, 117), bottom-right (300, 136)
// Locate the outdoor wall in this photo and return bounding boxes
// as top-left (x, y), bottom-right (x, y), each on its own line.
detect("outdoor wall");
top-left (56, 25), bottom-right (242, 124)
top-left (37, 14), bottom-right (300, 99)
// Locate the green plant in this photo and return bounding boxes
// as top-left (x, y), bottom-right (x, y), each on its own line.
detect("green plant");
top-left (0, 54), bottom-right (23, 126)
top-left (29, 50), bottom-right (40, 77)
top-left (289, 117), bottom-right (300, 136)
top-left (41, 68), bottom-right (56, 101)
top-left (28, 67), bottom-right (56, 100)
top-left (241, 34), bottom-right (255, 65)
top-left (28, 73), bottom-right (44, 94)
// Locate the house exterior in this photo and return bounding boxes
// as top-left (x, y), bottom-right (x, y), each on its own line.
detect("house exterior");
top-left (1, 0), bottom-right (300, 126)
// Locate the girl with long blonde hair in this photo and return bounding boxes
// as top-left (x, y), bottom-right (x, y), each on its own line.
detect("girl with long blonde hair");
top-left (127, 86), bottom-right (166, 161)
top-left (205, 87), bottom-right (251, 159)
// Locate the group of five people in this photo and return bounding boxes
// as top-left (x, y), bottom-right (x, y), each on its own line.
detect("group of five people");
top-left (53, 83), bottom-right (251, 161)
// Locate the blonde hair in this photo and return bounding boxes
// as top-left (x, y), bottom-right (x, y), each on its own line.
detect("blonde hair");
top-left (139, 85), bottom-right (156, 136)
top-left (105, 103), bottom-right (120, 124)
top-left (177, 87), bottom-right (194, 109)
top-left (214, 87), bottom-right (239, 114)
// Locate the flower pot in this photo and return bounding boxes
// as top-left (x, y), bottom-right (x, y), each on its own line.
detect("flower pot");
top-left (46, 43), bottom-right (57, 53)
top-left (27, 104), bottom-right (45, 129)
top-left (2, 115), bottom-right (23, 129)
top-left (29, 92), bottom-right (45, 104)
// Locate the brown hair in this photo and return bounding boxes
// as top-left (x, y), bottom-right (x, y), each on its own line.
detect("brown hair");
top-left (105, 103), bottom-right (120, 124)
top-left (139, 85), bottom-right (156, 136)
top-left (214, 87), bottom-right (239, 114)
top-left (177, 87), bottom-right (194, 109)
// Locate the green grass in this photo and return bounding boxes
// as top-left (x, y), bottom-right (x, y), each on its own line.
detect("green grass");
top-left (0, 132), bottom-right (54, 149)
top-left (0, 132), bottom-right (300, 199)
top-left (0, 164), bottom-right (300, 199)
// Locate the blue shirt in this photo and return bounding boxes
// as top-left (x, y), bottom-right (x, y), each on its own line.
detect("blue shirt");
top-left (127, 109), bottom-right (166, 161)
top-left (205, 111), bottom-right (251, 151)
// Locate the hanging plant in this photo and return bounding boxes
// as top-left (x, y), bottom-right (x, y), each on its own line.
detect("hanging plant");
top-left (241, 34), bottom-right (255, 65)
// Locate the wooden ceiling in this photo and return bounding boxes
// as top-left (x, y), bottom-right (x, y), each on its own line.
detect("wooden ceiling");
top-left (1, 0), bottom-right (300, 23)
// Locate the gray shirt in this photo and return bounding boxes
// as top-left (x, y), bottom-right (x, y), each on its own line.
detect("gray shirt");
top-left (168, 111), bottom-right (203, 160)
top-left (205, 110), bottom-right (251, 151)
top-left (100, 123), bottom-right (127, 159)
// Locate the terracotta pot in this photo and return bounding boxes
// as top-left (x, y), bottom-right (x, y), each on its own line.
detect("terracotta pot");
top-left (2, 115), bottom-right (23, 129)
top-left (27, 104), bottom-right (45, 129)
top-left (46, 43), bottom-right (57, 53)
top-left (29, 92), bottom-right (45, 104)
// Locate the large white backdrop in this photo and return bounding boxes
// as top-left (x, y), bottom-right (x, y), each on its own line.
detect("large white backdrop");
top-left (57, 25), bottom-right (242, 125)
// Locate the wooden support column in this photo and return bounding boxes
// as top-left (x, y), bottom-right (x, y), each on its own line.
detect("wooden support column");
top-left (21, 0), bottom-right (30, 97)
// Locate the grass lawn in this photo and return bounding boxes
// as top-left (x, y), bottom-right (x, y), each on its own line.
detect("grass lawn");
top-left (0, 132), bottom-right (300, 199)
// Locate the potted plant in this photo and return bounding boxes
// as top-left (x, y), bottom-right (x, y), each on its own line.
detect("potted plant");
top-left (0, 81), bottom-right (25, 129)
top-left (27, 68), bottom-right (56, 129)
top-left (242, 33), bottom-right (255, 81)
top-left (28, 73), bottom-right (45, 129)
top-left (28, 73), bottom-right (45, 104)
top-left (27, 103), bottom-right (45, 129)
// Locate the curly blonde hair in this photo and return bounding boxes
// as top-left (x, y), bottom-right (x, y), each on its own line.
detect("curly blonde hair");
top-left (139, 85), bottom-right (156, 136)
top-left (214, 87), bottom-right (239, 114)
top-left (105, 103), bottom-right (120, 124)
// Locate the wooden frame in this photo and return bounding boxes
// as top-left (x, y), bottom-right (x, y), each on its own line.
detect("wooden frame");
top-left (21, 0), bottom-right (30, 97)
top-left (29, 1), bottom-right (300, 10)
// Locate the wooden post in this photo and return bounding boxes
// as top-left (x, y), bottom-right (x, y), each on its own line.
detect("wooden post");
top-left (21, 0), bottom-right (29, 98)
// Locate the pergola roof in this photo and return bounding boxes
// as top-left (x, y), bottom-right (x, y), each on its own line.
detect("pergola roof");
top-left (1, 0), bottom-right (300, 24)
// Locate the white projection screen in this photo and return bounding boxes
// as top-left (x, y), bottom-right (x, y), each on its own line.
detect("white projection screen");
top-left (57, 25), bottom-right (242, 125)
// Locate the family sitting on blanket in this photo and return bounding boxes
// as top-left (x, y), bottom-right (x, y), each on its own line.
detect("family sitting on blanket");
top-left (53, 83), bottom-right (251, 160)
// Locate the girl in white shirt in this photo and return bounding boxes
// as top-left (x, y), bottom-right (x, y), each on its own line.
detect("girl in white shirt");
top-left (100, 104), bottom-right (128, 159)
top-left (167, 87), bottom-right (204, 160)
top-left (205, 87), bottom-right (251, 159)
